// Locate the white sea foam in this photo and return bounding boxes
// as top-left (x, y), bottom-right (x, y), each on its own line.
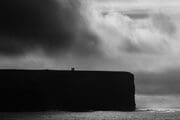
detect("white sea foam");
top-left (138, 107), bottom-right (180, 113)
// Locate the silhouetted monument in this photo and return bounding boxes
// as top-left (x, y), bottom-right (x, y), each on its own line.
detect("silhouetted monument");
top-left (71, 67), bottom-right (75, 71)
top-left (0, 69), bottom-right (136, 111)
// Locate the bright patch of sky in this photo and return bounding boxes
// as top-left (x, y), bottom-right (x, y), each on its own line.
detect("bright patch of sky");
top-left (80, 0), bottom-right (180, 73)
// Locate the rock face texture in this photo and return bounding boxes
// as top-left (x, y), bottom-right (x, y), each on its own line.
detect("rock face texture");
top-left (0, 70), bottom-right (136, 111)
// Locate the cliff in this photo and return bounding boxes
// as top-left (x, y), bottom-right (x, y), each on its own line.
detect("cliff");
top-left (0, 70), bottom-right (136, 111)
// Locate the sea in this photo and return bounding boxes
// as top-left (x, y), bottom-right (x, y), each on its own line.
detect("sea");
top-left (1, 95), bottom-right (180, 120)
top-left (0, 109), bottom-right (180, 120)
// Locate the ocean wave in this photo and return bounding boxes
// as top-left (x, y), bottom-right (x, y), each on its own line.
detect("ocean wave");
top-left (137, 108), bottom-right (180, 113)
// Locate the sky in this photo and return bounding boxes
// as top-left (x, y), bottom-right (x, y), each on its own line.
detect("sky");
top-left (1, 0), bottom-right (180, 106)
top-left (85, 0), bottom-right (180, 72)
top-left (87, 0), bottom-right (180, 108)
top-left (84, 0), bottom-right (180, 94)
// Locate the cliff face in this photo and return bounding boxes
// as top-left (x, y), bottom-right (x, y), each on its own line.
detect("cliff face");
top-left (0, 70), bottom-right (135, 111)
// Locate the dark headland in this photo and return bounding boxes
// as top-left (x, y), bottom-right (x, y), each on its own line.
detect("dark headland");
top-left (0, 69), bottom-right (136, 112)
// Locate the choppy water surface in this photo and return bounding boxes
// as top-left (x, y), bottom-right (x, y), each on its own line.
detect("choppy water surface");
top-left (1, 109), bottom-right (180, 120)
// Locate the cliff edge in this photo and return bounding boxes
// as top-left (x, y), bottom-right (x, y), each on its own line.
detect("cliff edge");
top-left (0, 70), bottom-right (136, 111)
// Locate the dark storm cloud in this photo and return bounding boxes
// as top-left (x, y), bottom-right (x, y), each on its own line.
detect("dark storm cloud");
top-left (0, 0), bottom-right (100, 56)
top-left (152, 13), bottom-right (177, 36)
top-left (121, 37), bottom-right (165, 54)
top-left (121, 9), bottom-right (150, 19)
top-left (121, 38), bottom-right (143, 53)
